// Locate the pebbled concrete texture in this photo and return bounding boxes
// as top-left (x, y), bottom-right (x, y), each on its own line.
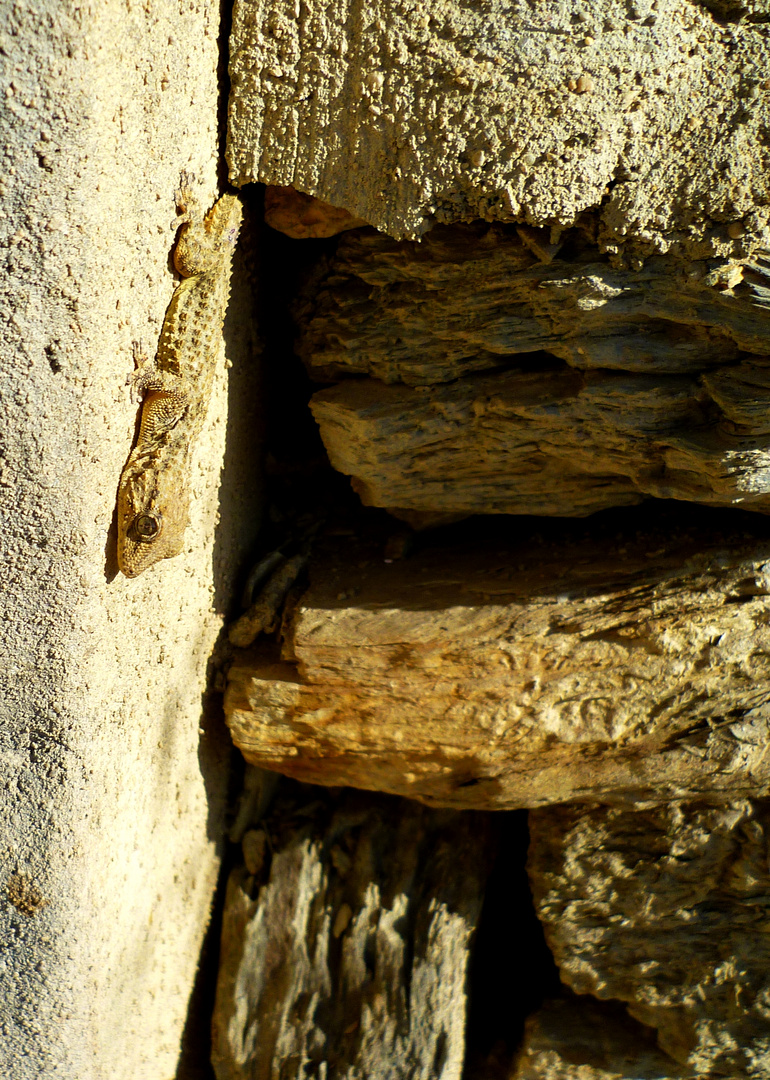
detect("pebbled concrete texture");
top-left (228, 0), bottom-right (770, 258)
top-left (0, 2), bottom-right (260, 1077)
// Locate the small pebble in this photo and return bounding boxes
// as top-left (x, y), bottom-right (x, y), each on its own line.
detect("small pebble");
top-left (242, 829), bottom-right (268, 876)
top-left (332, 903), bottom-right (353, 938)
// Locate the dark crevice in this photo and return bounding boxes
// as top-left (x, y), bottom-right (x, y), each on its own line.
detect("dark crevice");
top-left (174, 847), bottom-right (230, 1080)
top-left (215, 0), bottom-right (234, 192)
top-left (694, 0), bottom-right (770, 24)
top-left (463, 812), bottom-right (562, 1078)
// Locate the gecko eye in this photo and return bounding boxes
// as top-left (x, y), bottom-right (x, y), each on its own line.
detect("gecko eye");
top-left (133, 512), bottom-right (162, 541)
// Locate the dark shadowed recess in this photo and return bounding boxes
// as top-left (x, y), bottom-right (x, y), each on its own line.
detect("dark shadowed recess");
top-left (463, 812), bottom-right (562, 1079)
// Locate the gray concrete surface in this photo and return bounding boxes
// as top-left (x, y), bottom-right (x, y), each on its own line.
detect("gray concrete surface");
top-left (228, 0), bottom-right (770, 260)
top-left (0, 2), bottom-right (261, 1077)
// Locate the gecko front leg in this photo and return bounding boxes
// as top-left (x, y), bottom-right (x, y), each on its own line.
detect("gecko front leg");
top-left (127, 340), bottom-right (191, 434)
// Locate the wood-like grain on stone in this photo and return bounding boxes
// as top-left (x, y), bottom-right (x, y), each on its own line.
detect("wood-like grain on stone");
top-left (298, 227), bottom-right (770, 386)
top-left (310, 361), bottom-right (770, 520)
top-left (211, 788), bottom-right (494, 1080)
top-left (224, 513), bottom-right (770, 810)
top-left (299, 228), bottom-right (770, 522)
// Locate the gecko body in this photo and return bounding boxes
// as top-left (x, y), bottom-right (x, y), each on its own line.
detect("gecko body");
top-left (117, 187), bottom-right (243, 577)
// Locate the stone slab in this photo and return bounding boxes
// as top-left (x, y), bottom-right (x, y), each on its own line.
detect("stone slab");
top-left (228, 0), bottom-right (770, 255)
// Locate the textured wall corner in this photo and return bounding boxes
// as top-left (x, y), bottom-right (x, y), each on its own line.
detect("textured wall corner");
top-left (0, 3), bottom-right (261, 1078)
top-left (228, 0), bottom-right (770, 253)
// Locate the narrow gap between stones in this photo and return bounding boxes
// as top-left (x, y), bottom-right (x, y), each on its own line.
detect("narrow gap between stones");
top-left (462, 812), bottom-right (561, 1077)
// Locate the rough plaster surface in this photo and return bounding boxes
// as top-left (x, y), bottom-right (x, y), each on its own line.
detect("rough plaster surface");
top-left (228, 0), bottom-right (770, 252)
top-left (0, 3), bottom-right (260, 1077)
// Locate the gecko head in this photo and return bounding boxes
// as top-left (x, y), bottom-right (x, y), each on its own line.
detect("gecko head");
top-left (116, 463), bottom-right (190, 577)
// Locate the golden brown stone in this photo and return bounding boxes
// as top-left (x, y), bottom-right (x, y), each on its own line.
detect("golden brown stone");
top-left (264, 185), bottom-right (369, 239)
top-left (225, 512), bottom-right (770, 810)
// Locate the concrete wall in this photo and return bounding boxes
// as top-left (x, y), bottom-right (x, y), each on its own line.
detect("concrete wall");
top-left (228, 0), bottom-right (770, 258)
top-left (0, 2), bottom-right (260, 1076)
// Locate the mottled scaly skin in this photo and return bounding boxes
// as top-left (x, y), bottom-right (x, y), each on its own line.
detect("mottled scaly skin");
top-left (117, 187), bottom-right (243, 577)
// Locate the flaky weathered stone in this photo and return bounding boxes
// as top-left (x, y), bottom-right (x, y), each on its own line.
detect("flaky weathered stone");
top-left (528, 800), bottom-right (770, 1078)
top-left (228, 0), bottom-right (770, 256)
top-left (297, 227), bottom-right (770, 386)
top-left (264, 185), bottom-right (369, 238)
top-left (225, 512), bottom-right (770, 810)
top-left (510, 996), bottom-right (690, 1080)
top-left (310, 360), bottom-right (770, 520)
top-left (211, 787), bottom-right (494, 1080)
top-left (297, 227), bottom-right (770, 521)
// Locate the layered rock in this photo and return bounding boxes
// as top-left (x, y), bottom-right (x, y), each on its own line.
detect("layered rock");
top-left (212, 787), bottom-right (494, 1080)
top-left (297, 227), bottom-right (770, 387)
top-left (296, 227), bottom-right (770, 522)
top-left (224, 510), bottom-right (770, 810)
top-left (511, 996), bottom-right (689, 1080)
top-left (528, 799), bottom-right (770, 1077)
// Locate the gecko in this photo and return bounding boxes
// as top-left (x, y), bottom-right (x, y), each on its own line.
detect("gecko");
top-left (116, 181), bottom-right (243, 577)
